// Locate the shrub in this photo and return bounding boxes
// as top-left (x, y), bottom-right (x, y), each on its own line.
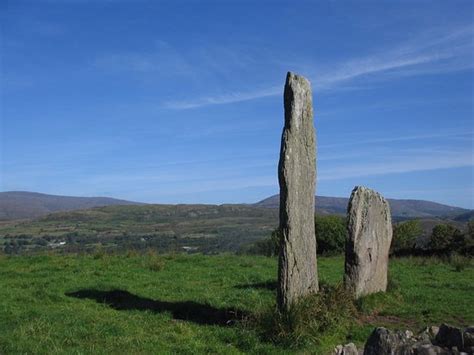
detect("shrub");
top-left (144, 249), bottom-right (165, 271)
top-left (315, 215), bottom-right (347, 255)
top-left (430, 224), bottom-right (462, 253)
top-left (92, 246), bottom-right (107, 259)
top-left (147, 258), bottom-right (165, 271)
top-left (451, 221), bottom-right (474, 256)
top-left (448, 253), bottom-right (469, 272)
top-left (243, 215), bottom-right (347, 257)
top-left (391, 220), bottom-right (422, 255)
top-left (126, 249), bottom-right (139, 258)
top-left (241, 230), bottom-right (279, 257)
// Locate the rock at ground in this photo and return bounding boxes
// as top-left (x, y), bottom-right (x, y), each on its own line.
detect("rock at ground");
top-left (435, 324), bottom-right (465, 352)
top-left (464, 326), bottom-right (474, 348)
top-left (277, 72), bottom-right (318, 311)
top-left (414, 343), bottom-right (450, 355)
top-left (334, 342), bottom-right (358, 355)
top-left (363, 327), bottom-right (417, 355)
top-left (344, 186), bottom-right (393, 298)
top-left (361, 325), bottom-right (473, 355)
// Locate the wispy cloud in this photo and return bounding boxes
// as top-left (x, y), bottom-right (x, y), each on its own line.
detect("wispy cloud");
top-left (319, 150), bottom-right (473, 181)
top-left (164, 25), bottom-right (473, 110)
top-left (163, 86), bottom-right (281, 109)
top-left (320, 131), bottom-right (473, 149)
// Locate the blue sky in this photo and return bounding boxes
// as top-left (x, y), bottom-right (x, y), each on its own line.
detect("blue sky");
top-left (1, 1), bottom-right (473, 208)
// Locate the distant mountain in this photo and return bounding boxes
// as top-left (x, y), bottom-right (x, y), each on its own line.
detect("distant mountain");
top-left (254, 194), bottom-right (470, 220)
top-left (0, 191), bottom-right (144, 220)
top-left (1, 191), bottom-right (470, 222)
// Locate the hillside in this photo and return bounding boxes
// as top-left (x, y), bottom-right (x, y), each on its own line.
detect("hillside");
top-left (254, 194), bottom-right (470, 220)
top-left (0, 191), bottom-right (144, 220)
top-left (0, 204), bottom-right (279, 254)
top-left (1, 191), bottom-right (470, 222)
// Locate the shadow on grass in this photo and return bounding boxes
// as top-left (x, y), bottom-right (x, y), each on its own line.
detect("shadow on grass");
top-left (66, 289), bottom-right (246, 326)
top-left (234, 281), bottom-right (277, 290)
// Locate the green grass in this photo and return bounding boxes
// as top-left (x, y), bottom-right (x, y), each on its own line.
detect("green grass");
top-left (0, 254), bottom-right (472, 354)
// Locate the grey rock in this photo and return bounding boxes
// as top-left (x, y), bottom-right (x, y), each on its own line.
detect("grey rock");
top-left (414, 343), bottom-right (450, 355)
top-left (464, 326), bottom-right (474, 348)
top-left (430, 326), bottom-right (441, 339)
top-left (344, 186), bottom-right (393, 298)
top-left (343, 343), bottom-right (359, 355)
top-left (334, 343), bottom-right (359, 355)
top-left (277, 72), bottom-right (318, 311)
top-left (435, 324), bottom-right (464, 351)
top-left (420, 326), bottom-right (440, 343)
top-left (363, 327), bottom-right (416, 355)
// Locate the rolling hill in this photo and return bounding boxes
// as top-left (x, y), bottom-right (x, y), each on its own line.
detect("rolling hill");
top-left (254, 194), bottom-right (470, 220)
top-left (0, 191), bottom-right (470, 222)
top-left (0, 191), bottom-right (144, 221)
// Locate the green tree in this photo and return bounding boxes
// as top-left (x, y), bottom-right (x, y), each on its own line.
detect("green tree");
top-left (391, 220), bottom-right (422, 255)
top-left (450, 220), bottom-right (474, 256)
top-left (244, 229), bottom-right (280, 257)
top-left (246, 215), bottom-right (347, 257)
top-left (430, 224), bottom-right (462, 252)
top-left (315, 215), bottom-right (346, 255)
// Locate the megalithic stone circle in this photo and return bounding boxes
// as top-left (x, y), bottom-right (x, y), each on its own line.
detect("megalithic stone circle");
top-left (344, 186), bottom-right (393, 299)
top-left (277, 72), bottom-right (318, 311)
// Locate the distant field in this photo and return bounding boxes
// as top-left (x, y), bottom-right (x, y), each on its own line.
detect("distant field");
top-left (0, 204), bottom-right (279, 254)
top-left (0, 254), bottom-right (472, 354)
top-left (0, 203), bottom-right (468, 256)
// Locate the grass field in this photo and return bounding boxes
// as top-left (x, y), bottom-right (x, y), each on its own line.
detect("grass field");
top-left (0, 253), bottom-right (472, 354)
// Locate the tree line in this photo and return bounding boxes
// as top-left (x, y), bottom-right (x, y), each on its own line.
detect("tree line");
top-left (244, 216), bottom-right (474, 257)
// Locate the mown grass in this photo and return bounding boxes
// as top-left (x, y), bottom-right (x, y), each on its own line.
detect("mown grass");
top-left (0, 253), bottom-right (472, 354)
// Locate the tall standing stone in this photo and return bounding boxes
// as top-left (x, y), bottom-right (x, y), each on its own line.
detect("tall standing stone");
top-left (277, 72), bottom-right (318, 311)
top-left (344, 186), bottom-right (393, 298)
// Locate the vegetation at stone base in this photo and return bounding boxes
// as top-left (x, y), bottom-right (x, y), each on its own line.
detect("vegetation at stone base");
top-left (0, 253), bottom-right (472, 354)
top-left (253, 283), bottom-right (356, 349)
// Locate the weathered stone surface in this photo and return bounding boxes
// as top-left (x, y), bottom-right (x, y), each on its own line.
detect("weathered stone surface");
top-left (420, 326), bottom-right (440, 343)
top-left (360, 325), bottom-right (472, 355)
top-left (334, 342), bottom-right (359, 355)
top-left (464, 326), bottom-right (474, 348)
top-left (344, 186), bottom-right (393, 298)
top-left (277, 72), bottom-right (318, 311)
top-left (363, 327), bottom-right (416, 355)
top-left (435, 324), bottom-right (465, 351)
top-left (414, 343), bottom-right (450, 355)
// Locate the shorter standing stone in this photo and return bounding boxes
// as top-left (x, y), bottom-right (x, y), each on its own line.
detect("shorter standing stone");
top-left (344, 186), bottom-right (393, 298)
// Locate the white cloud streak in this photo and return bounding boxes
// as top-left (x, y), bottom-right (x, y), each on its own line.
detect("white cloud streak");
top-left (320, 132), bottom-right (473, 149)
top-left (163, 86), bottom-right (281, 110)
top-left (319, 150), bottom-right (473, 181)
top-left (164, 25), bottom-right (473, 110)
